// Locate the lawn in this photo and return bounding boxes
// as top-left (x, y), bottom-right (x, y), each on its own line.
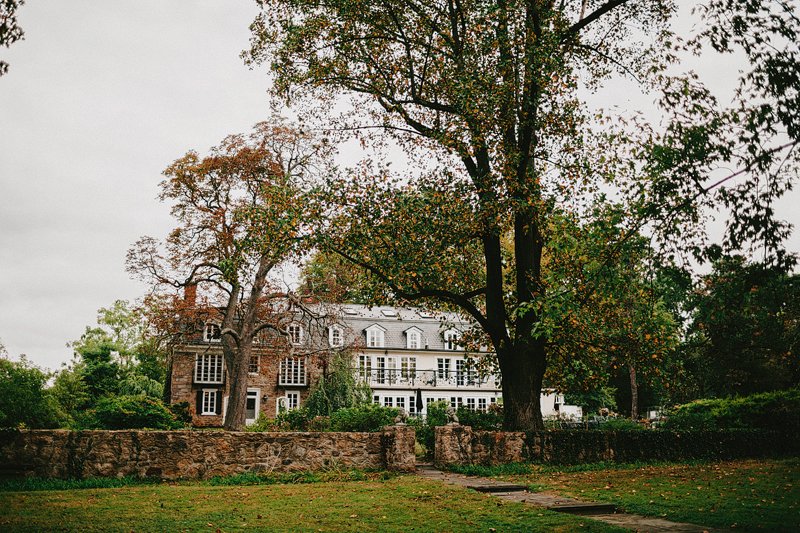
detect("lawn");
top-left (0, 474), bottom-right (625, 532)
top-left (487, 458), bottom-right (800, 532)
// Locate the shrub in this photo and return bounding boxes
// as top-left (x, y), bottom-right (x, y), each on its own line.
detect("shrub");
top-left (93, 395), bottom-right (181, 429)
top-left (663, 388), bottom-right (800, 432)
top-left (274, 408), bottom-right (313, 431)
top-left (456, 406), bottom-right (503, 430)
top-left (329, 404), bottom-right (398, 432)
top-left (0, 358), bottom-right (64, 429)
top-left (596, 417), bottom-right (644, 431)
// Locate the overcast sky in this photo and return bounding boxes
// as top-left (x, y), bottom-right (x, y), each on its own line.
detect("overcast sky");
top-left (1, 1), bottom-right (797, 370)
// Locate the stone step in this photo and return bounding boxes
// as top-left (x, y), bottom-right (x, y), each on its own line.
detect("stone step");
top-left (547, 502), bottom-right (618, 515)
top-left (465, 484), bottom-right (529, 493)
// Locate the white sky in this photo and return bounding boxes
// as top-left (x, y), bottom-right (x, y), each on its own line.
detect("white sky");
top-left (1, 1), bottom-right (797, 370)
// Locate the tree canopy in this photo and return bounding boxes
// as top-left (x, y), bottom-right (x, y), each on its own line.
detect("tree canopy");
top-left (127, 120), bottom-right (332, 430)
top-left (247, 0), bottom-right (799, 430)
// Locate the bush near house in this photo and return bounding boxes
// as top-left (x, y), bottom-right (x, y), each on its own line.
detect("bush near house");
top-left (247, 404), bottom-right (399, 433)
top-left (662, 388), bottom-right (800, 432)
top-left (93, 395), bottom-right (184, 430)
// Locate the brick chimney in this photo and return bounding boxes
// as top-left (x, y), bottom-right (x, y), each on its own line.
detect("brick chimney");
top-left (183, 283), bottom-right (197, 306)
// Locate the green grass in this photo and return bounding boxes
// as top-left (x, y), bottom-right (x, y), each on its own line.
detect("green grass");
top-left (0, 469), bottom-right (393, 492)
top-left (497, 458), bottom-right (800, 532)
top-left (0, 475), bottom-right (625, 532)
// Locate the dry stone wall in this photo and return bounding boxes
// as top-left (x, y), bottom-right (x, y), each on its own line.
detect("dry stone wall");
top-left (0, 427), bottom-right (415, 480)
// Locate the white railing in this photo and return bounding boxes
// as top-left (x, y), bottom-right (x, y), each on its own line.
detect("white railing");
top-left (356, 369), bottom-right (498, 389)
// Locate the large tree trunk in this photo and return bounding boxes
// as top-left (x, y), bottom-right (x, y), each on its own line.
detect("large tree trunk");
top-left (497, 341), bottom-right (547, 430)
top-left (223, 342), bottom-right (252, 431)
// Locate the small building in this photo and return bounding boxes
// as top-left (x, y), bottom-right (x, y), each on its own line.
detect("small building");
top-left (168, 303), bottom-right (567, 426)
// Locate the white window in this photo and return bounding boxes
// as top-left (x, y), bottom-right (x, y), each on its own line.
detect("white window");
top-left (248, 354), bottom-right (259, 374)
top-left (194, 353), bottom-right (224, 384)
top-left (373, 395), bottom-right (380, 404)
top-left (408, 396), bottom-right (417, 415)
top-left (329, 326), bottom-right (343, 347)
top-left (406, 328), bottom-right (422, 349)
top-left (400, 357), bottom-right (416, 379)
top-left (286, 391), bottom-right (300, 410)
top-left (279, 357), bottom-right (307, 386)
top-left (245, 389), bottom-right (260, 424)
top-left (396, 397), bottom-right (405, 410)
top-left (478, 398), bottom-right (487, 412)
top-left (201, 389), bottom-right (218, 415)
top-left (365, 325), bottom-right (385, 348)
top-left (437, 358), bottom-right (451, 380)
top-left (466, 397), bottom-right (476, 410)
top-left (204, 323), bottom-right (221, 343)
top-left (287, 324), bottom-right (303, 345)
top-left (456, 359), bottom-right (476, 386)
top-left (377, 356), bottom-right (395, 384)
top-left (383, 396), bottom-right (394, 407)
top-left (358, 355), bottom-right (372, 381)
top-left (444, 330), bottom-right (460, 350)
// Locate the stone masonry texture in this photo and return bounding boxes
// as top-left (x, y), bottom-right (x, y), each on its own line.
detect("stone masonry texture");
top-left (0, 426), bottom-right (416, 480)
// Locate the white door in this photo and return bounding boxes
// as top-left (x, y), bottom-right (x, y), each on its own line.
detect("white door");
top-left (245, 388), bottom-right (260, 425)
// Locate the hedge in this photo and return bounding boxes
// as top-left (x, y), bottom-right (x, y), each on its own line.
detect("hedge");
top-left (524, 428), bottom-right (800, 465)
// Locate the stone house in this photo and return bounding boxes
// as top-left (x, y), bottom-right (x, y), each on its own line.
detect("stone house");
top-left (169, 303), bottom-right (569, 426)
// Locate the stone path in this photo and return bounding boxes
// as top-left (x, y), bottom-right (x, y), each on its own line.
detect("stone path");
top-left (416, 464), bottom-right (726, 532)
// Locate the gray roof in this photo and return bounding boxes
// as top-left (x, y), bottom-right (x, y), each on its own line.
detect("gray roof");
top-left (326, 304), bottom-right (473, 351)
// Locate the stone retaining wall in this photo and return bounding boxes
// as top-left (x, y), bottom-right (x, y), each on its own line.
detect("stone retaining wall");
top-left (435, 425), bottom-right (800, 466)
top-left (0, 426), bottom-right (415, 480)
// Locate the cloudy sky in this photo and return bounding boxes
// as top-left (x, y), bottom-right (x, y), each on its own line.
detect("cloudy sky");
top-left (1, 1), bottom-right (797, 370)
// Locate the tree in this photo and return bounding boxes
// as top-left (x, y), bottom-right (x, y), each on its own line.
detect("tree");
top-left (0, 357), bottom-right (64, 428)
top-left (0, 0), bottom-right (25, 76)
top-left (684, 256), bottom-right (800, 397)
top-left (299, 250), bottom-right (373, 304)
top-left (247, 0), bottom-right (800, 429)
top-left (127, 121), bottom-right (330, 430)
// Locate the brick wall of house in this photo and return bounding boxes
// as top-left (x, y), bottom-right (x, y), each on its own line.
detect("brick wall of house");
top-left (169, 345), bottom-right (328, 426)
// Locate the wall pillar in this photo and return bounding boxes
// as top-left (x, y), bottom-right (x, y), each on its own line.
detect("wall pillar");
top-left (434, 424), bottom-right (473, 467)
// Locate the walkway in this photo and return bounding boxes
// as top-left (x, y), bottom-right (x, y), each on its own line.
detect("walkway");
top-left (416, 464), bottom-right (726, 533)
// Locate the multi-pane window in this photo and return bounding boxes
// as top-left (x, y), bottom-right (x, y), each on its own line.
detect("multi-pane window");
top-left (201, 389), bottom-right (218, 415)
top-left (408, 396), bottom-right (417, 416)
top-left (286, 391), bottom-right (300, 410)
top-left (279, 357), bottom-right (307, 385)
top-left (373, 395), bottom-right (380, 404)
top-left (383, 396), bottom-right (393, 407)
top-left (376, 356), bottom-right (394, 384)
top-left (466, 398), bottom-right (476, 410)
top-left (396, 396), bottom-right (405, 410)
top-left (194, 353), bottom-right (224, 384)
top-left (287, 324), bottom-right (303, 345)
top-left (366, 326), bottom-right (385, 348)
top-left (400, 357), bottom-right (416, 379)
top-left (478, 398), bottom-right (487, 412)
top-left (456, 359), bottom-right (476, 386)
top-left (329, 326), bottom-right (343, 347)
top-left (444, 330), bottom-right (460, 350)
top-left (248, 355), bottom-right (259, 374)
top-left (358, 355), bottom-right (372, 381)
top-left (204, 323), bottom-right (221, 343)
top-left (407, 330), bottom-right (420, 349)
top-left (437, 358), bottom-right (451, 380)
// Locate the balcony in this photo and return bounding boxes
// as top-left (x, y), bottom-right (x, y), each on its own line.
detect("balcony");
top-left (356, 369), bottom-right (499, 390)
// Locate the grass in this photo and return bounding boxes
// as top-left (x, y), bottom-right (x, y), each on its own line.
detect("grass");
top-left (0, 469), bottom-right (394, 492)
top-left (0, 475), bottom-right (625, 532)
top-left (487, 458), bottom-right (800, 532)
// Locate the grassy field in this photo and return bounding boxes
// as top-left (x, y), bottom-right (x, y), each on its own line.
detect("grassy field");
top-left (0, 474), bottom-right (625, 532)
top-left (482, 458), bottom-right (800, 532)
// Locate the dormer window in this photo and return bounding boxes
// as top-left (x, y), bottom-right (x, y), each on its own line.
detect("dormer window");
top-left (204, 323), bottom-right (222, 343)
top-left (329, 325), bottom-right (343, 347)
top-left (444, 329), bottom-right (460, 350)
top-left (288, 324), bottom-right (303, 345)
top-left (365, 325), bottom-right (386, 348)
top-left (405, 327), bottom-right (423, 350)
